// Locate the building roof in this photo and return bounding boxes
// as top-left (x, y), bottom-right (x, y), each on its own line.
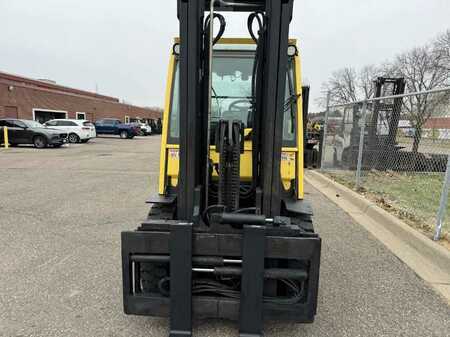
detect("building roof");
top-left (0, 70), bottom-right (119, 102)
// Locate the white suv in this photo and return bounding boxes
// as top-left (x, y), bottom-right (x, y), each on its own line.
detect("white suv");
top-left (44, 119), bottom-right (96, 143)
top-left (130, 119), bottom-right (152, 135)
top-left (137, 121), bottom-right (152, 135)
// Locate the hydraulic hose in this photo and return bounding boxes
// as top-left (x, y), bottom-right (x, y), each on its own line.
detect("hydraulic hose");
top-left (204, 11), bottom-right (226, 208)
top-left (204, 13), bottom-right (226, 46)
top-left (242, 11), bottom-right (267, 199)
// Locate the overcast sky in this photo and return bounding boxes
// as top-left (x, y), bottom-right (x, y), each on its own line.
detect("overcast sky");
top-left (1, 0), bottom-right (449, 111)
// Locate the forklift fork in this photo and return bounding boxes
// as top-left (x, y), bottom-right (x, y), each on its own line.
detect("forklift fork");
top-left (239, 225), bottom-right (266, 337)
top-left (169, 223), bottom-right (193, 337)
top-left (168, 223), bottom-right (266, 337)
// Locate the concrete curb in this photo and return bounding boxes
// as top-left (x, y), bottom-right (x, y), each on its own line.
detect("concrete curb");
top-left (305, 170), bottom-right (450, 303)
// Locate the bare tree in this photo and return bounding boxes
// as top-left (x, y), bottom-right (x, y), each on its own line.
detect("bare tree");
top-left (434, 29), bottom-right (450, 72)
top-left (358, 65), bottom-right (380, 99)
top-left (319, 65), bottom-right (381, 107)
top-left (319, 67), bottom-right (357, 106)
top-left (390, 39), bottom-right (450, 153)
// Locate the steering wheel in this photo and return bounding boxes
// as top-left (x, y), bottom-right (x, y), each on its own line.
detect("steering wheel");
top-left (218, 99), bottom-right (252, 124)
top-left (228, 99), bottom-right (252, 112)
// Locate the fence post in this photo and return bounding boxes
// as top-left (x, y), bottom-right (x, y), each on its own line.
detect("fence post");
top-left (355, 101), bottom-right (367, 189)
top-left (320, 91), bottom-right (331, 170)
top-left (434, 154), bottom-right (450, 241)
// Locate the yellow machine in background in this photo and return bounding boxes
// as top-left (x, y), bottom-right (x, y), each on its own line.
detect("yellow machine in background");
top-left (158, 38), bottom-right (305, 199)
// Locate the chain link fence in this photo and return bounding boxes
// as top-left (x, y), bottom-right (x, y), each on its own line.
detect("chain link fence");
top-left (321, 87), bottom-right (450, 240)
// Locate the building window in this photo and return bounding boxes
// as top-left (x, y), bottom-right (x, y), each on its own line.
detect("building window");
top-left (124, 116), bottom-right (130, 124)
top-left (76, 112), bottom-right (86, 120)
top-left (32, 109), bottom-right (67, 124)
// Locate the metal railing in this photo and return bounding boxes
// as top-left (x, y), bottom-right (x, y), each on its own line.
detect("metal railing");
top-left (320, 87), bottom-right (450, 240)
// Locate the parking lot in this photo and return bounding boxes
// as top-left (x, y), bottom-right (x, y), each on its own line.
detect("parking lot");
top-left (1, 136), bottom-right (449, 337)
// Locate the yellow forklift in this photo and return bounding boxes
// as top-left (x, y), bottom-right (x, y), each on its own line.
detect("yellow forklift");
top-left (121, 1), bottom-right (321, 336)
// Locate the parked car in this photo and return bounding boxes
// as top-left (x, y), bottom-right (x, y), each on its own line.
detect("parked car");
top-left (94, 118), bottom-right (140, 139)
top-left (0, 118), bottom-right (67, 148)
top-left (44, 119), bottom-right (96, 143)
top-left (136, 122), bottom-right (152, 135)
top-left (130, 122), bottom-right (147, 136)
top-left (130, 118), bottom-right (152, 135)
top-left (140, 122), bottom-right (152, 135)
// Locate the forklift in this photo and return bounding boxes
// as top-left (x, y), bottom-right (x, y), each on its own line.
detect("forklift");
top-left (147, 118), bottom-right (163, 135)
top-left (337, 77), bottom-right (406, 169)
top-left (121, 1), bottom-right (321, 336)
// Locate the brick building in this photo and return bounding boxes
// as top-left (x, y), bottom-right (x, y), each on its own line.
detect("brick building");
top-left (424, 117), bottom-right (450, 129)
top-left (0, 71), bottom-right (160, 123)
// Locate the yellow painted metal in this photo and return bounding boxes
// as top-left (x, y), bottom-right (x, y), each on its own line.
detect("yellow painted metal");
top-left (166, 145), bottom-right (252, 183)
top-left (165, 144), bottom-right (179, 149)
top-left (158, 54), bottom-right (176, 194)
top-left (165, 144), bottom-right (294, 185)
top-left (163, 144), bottom-right (298, 192)
top-left (3, 126), bottom-right (9, 149)
top-left (174, 37), bottom-right (297, 45)
top-left (174, 37), bottom-right (255, 45)
top-left (281, 151), bottom-right (296, 190)
top-left (166, 148), bottom-right (180, 188)
top-left (294, 54), bottom-right (305, 199)
top-left (209, 148), bottom-right (253, 181)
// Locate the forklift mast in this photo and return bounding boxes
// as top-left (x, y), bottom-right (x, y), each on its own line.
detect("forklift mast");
top-left (178, 0), bottom-right (293, 220)
top-left (368, 77), bottom-right (406, 146)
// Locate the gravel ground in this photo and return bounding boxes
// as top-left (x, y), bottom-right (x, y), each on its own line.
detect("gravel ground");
top-left (0, 136), bottom-right (449, 337)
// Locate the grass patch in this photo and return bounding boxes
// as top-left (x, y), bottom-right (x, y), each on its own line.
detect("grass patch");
top-left (324, 170), bottom-right (449, 241)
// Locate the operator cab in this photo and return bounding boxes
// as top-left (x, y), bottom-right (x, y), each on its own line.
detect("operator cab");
top-left (161, 38), bottom-right (305, 200)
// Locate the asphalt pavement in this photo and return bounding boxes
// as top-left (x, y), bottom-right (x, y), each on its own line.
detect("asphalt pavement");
top-left (0, 136), bottom-right (449, 337)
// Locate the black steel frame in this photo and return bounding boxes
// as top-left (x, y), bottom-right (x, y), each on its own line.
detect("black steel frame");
top-left (121, 224), bottom-right (321, 323)
top-left (369, 77), bottom-right (406, 146)
top-left (258, 0), bottom-right (293, 217)
top-left (177, 0), bottom-right (206, 221)
top-left (177, 0), bottom-right (295, 220)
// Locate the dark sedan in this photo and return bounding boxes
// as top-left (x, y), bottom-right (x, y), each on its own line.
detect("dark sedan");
top-left (0, 119), bottom-right (68, 148)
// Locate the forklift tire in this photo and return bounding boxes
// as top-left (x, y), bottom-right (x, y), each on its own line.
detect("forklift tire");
top-left (296, 216), bottom-right (315, 233)
top-left (147, 203), bottom-right (175, 220)
top-left (137, 203), bottom-right (174, 294)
